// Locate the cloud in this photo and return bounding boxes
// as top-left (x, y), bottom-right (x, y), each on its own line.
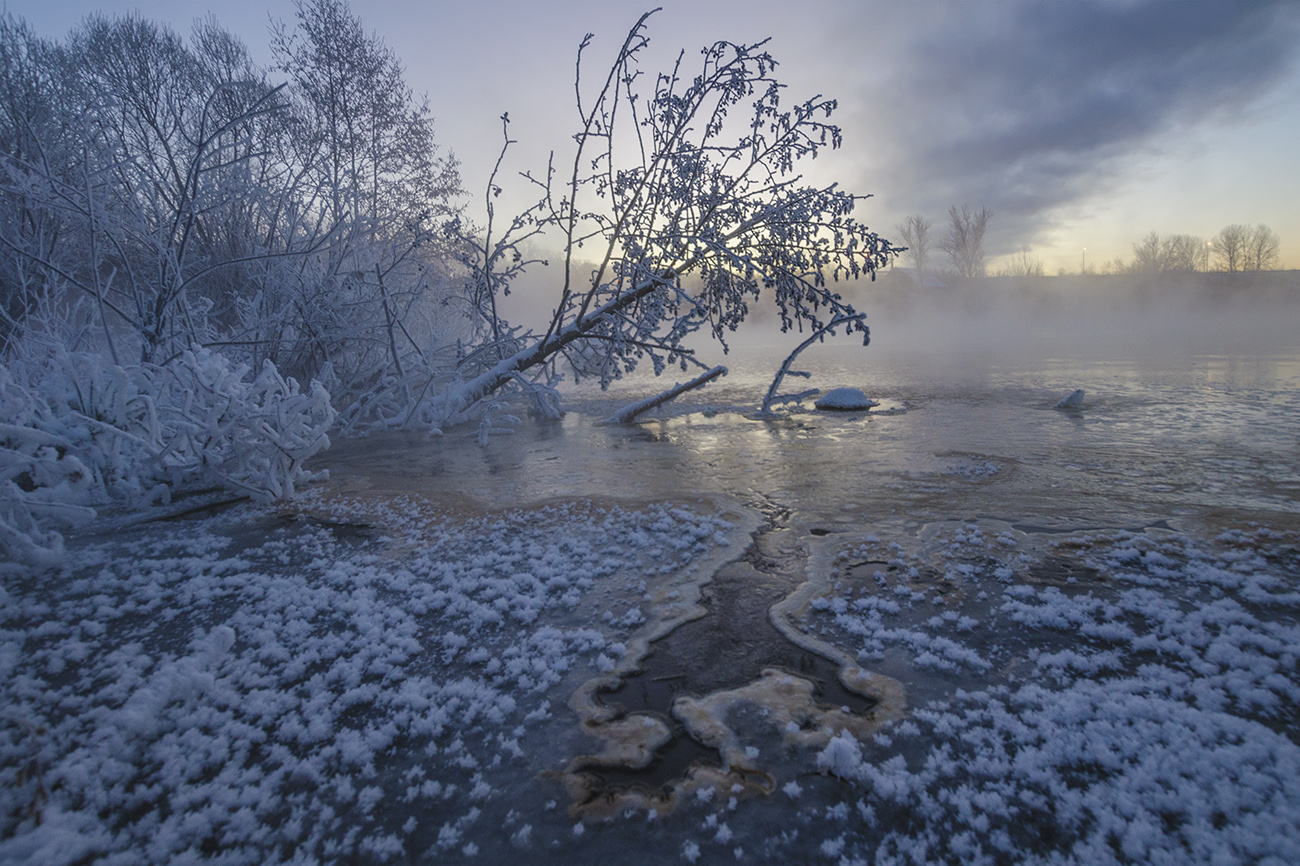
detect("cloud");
top-left (832, 0), bottom-right (1300, 253)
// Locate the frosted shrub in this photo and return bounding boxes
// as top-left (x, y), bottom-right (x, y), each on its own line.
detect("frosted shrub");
top-left (148, 351), bottom-right (335, 501)
top-left (0, 350), bottom-right (334, 569)
top-left (0, 366), bottom-right (96, 569)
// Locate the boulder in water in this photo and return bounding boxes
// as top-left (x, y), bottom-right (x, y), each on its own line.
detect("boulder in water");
top-left (815, 387), bottom-right (879, 411)
top-left (1055, 389), bottom-right (1085, 410)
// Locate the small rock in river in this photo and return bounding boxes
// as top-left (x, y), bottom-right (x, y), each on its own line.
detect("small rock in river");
top-left (814, 387), bottom-right (879, 411)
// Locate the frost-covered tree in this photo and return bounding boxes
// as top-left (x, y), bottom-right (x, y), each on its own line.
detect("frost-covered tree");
top-left (0, 4), bottom-right (462, 413)
top-left (271, 0), bottom-right (459, 238)
top-left (411, 12), bottom-right (896, 433)
top-left (0, 13), bottom-right (308, 364)
top-left (0, 14), bottom-right (74, 352)
top-left (260, 0), bottom-right (463, 419)
top-left (940, 204), bottom-right (990, 279)
top-left (0, 5), bottom-right (452, 560)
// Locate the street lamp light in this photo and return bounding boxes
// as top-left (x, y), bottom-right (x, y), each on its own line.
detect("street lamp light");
top-left (1082, 247), bottom-right (1086, 274)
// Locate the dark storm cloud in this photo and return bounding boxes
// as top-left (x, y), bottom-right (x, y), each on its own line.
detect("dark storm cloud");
top-left (838, 0), bottom-right (1300, 253)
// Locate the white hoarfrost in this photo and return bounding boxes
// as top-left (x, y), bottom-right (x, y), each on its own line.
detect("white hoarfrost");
top-left (4, 469), bottom-right (1298, 864)
top-left (0, 496), bottom-right (731, 864)
top-left (0, 350), bottom-right (334, 568)
top-left (809, 523), bottom-right (1300, 865)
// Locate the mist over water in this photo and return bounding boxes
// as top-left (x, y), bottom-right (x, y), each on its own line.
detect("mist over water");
top-left (328, 273), bottom-right (1300, 534)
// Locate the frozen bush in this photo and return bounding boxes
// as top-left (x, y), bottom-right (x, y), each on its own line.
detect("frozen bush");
top-left (0, 366), bottom-right (96, 569)
top-left (0, 349), bottom-right (334, 568)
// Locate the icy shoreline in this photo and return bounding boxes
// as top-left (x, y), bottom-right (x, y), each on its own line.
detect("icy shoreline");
top-left (4, 486), bottom-right (1298, 864)
top-left (806, 520), bottom-right (1300, 864)
top-left (0, 493), bottom-right (746, 864)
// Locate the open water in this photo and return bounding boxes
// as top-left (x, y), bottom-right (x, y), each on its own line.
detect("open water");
top-left (326, 305), bottom-right (1300, 536)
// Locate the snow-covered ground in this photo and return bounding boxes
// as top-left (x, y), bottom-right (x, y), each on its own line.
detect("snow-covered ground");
top-left (5, 495), bottom-right (1297, 864)
top-left (806, 521), bottom-right (1300, 865)
top-left (0, 494), bottom-right (742, 864)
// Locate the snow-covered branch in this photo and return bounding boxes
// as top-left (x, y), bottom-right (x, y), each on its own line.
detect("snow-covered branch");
top-left (437, 11), bottom-right (898, 432)
top-left (761, 313), bottom-right (867, 415)
top-left (598, 365), bottom-right (727, 426)
top-left (0, 350), bottom-right (334, 569)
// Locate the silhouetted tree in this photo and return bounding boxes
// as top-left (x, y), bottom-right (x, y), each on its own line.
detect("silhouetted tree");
top-left (1162, 235), bottom-right (1204, 272)
top-left (996, 248), bottom-right (1044, 277)
top-left (1128, 232), bottom-right (1204, 274)
top-left (1168, 234), bottom-right (1200, 272)
top-left (1213, 224), bottom-right (1249, 273)
top-left (895, 214), bottom-right (932, 277)
top-left (940, 204), bottom-right (990, 278)
top-left (1245, 224), bottom-right (1280, 272)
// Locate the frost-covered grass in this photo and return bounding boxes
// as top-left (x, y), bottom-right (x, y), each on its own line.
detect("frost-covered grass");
top-left (0, 496), bottom-right (730, 865)
top-left (809, 524), bottom-right (1300, 865)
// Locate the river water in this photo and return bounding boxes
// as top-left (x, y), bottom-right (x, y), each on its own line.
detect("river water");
top-left (325, 304), bottom-right (1300, 535)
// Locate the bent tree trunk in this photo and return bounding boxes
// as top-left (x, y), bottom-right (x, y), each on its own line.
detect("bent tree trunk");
top-left (424, 273), bottom-right (674, 430)
top-left (432, 12), bottom-right (895, 436)
top-left (761, 314), bottom-right (867, 415)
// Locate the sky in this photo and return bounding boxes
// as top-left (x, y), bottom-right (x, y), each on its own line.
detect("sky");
top-left (6, 0), bottom-right (1300, 273)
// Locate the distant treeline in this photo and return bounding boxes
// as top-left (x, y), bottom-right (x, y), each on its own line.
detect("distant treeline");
top-left (1091, 226), bottom-right (1281, 276)
top-left (893, 207), bottom-right (1282, 279)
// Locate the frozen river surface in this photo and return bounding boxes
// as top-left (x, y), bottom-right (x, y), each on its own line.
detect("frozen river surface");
top-left (4, 305), bottom-right (1300, 865)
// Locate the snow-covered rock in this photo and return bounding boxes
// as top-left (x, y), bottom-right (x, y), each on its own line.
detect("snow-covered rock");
top-left (814, 387), bottom-right (879, 412)
top-left (1054, 389), bottom-right (1085, 410)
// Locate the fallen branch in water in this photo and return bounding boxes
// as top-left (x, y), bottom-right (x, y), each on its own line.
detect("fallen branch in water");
top-left (760, 313), bottom-right (867, 415)
top-left (598, 365), bottom-right (728, 425)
